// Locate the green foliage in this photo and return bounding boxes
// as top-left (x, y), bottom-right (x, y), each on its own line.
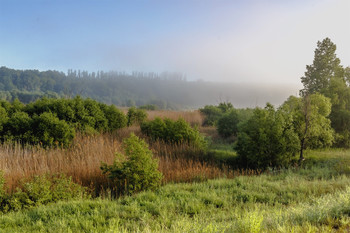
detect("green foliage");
top-left (1, 150), bottom-right (350, 232)
top-left (281, 94), bottom-right (334, 161)
top-left (236, 104), bottom-right (300, 168)
top-left (0, 173), bottom-right (86, 213)
top-left (141, 117), bottom-right (207, 149)
top-left (217, 109), bottom-right (239, 138)
top-left (300, 38), bottom-right (343, 95)
top-left (300, 38), bottom-right (350, 147)
top-left (200, 105), bottom-right (222, 126)
top-left (101, 134), bottom-right (162, 196)
top-left (127, 107), bottom-right (147, 126)
top-left (99, 104), bottom-right (127, 131)
top-left (0, 97), bottom-right (127, 147)
top-left (1, 111), bottom-right (34, 143)
top-left (32, 112), bottom-right (75, 147)
top-left (199, 102), bottom-right (232, 126)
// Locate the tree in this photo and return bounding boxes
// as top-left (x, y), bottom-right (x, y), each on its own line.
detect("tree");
top-left (127, 107), bottom-right (147, 126)
top-left (217, 109), bottom-right (239, 138)
top-left (300, 38), bottom-right (343, 96)
top-left (141, 117), bottom-right (207, 149)
top-left (280, 94), bottom-right (334, 162)
top-left (32, 112), bottom-right (75, 148)
top-left (235, 104), bottom-right (299, 169)
top-left (1, 112), bottom-right (33, 143)
top-left (101, 133), bottom-right (162, 196)
top-left (300, 38), bottom-right (350, 147)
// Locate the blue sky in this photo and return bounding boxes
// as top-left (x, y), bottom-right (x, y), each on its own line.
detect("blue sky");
top-left (0, 0), bottom-right (349, 87)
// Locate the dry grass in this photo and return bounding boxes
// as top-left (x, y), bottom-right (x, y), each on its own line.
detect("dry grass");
top-left (146, 110), bottom-right (203, 127)
top-left (122, 107), bottom-right (204, 127)
top-left (0, 128), bottom-right (239, 196)
top-left (0, 134), bottom-right (120, 194)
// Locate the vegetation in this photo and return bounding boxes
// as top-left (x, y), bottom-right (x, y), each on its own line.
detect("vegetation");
top-left (0, 174), bottom-right (86, 213)
top-left (281, 93), bottom-right (334, 161)
top-left (300, 37), bottom-right (350, 147)
top-left (0, 38), bottom-right (349, 232)
top-left (217, 108), bottom-right (239, 138)
top-left (101, 134), bottom-right (162, 196)
top-left (236, 104), bottom-right (299, 168)
top-left (199, 102), bottom-right (233, 126)
top-left (126, 107), bottom-right (147, 126)
top-left (141, 117), bottom-right (206, 149)
top-left (0, 150), bottom-right (350, 232)
top-left (0, 97), bottom-right (127, 147)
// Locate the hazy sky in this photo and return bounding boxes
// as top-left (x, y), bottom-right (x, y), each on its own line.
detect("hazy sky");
top-left (0, 0), bottom-right (349, 87)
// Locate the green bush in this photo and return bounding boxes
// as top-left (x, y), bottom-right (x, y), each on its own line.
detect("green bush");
top-left (199, 105), bottom-right (223, 126)
top-left (235, 104), bottom-right (299, 169)
top-left (1, 111), bottom-right (34, 143)
top-left (0, 97), bottom-right (127, 147)
top-left (32, 112), bottom-right (75, 147)
top-left (101, 133), bottom-right (162, 196)
top-left (127, 107), bottom-right (147, 126)
top-left (99, 104), bottom-right (127, 131)
top-left (199, 102), bottom-right (233, 126)
top-left (217, 109), bottom-right (239, 138)
top-left (0, 174), bottom-right (86, 212)
top-left (141, 118), bottom-right (207, 149)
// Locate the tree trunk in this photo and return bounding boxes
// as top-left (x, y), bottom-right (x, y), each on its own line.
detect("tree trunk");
top-left (299, 138), bottom-right (305, 164)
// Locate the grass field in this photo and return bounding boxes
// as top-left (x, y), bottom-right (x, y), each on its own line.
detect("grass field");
top-left (0, 149), bottom-right (349, 232)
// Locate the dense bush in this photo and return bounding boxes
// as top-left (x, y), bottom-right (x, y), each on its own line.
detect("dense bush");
top-left (2, 112), bottom-right (34, 143)
top-left (217, 109), bottom-right (239, 138)
top-left (32, 112), bottom-right (75, 147)
top-left (141, 117), bottom-right (207, 149)
top-left (127, 107), bottom-right (147, 126)
top-left (0, 97), bottom-right (127, 147)
top-left (101, 134), bottom-right (162, 196)
top-left (199, 104), bottom-right (226, 126)
top-left (236, 104), bottom-right (299, 169)
top-left (0, 173), bottom-right (86, 212)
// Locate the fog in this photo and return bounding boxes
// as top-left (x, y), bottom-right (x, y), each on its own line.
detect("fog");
top-left (0, 0), bottom-right (349, 107)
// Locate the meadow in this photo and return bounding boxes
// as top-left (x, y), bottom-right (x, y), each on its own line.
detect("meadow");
top-left (0, 149), bottom-right (350, 232)
top-left (0, 110), bottom-right (349, 232)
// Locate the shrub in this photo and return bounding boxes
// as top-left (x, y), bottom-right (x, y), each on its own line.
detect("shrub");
top-left (199, 105), bottom-right (222, 126)
top-left (141, 118), bottom-right (207, 149)
top-left (0, 174), bottom-right (86, 212)
top-left (217, 109), bottom-right (239, 138)
top-left (99, 104), bottom-right (127, 131)
top-left (127, 107), bottom-right (147, 126)
top-left (101, 133), bottom-right (162, 196)
top-left (199, 102), bottom-right (233, 126)
top-left (235, 104), bottom-right (299, 169)
top-left (32, 112), bottom-right (75, 147)
top-left (1, 111), bottom-right (34, 143)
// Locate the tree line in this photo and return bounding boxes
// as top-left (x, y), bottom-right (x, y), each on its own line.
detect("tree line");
top-left (0, 97), bottom-right (127, 147)
top-left (200, 38), bottom-right (350, 168)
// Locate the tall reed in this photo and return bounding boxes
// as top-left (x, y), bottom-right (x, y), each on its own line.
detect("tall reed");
top-left (0, 130), bottom-right (239, 196)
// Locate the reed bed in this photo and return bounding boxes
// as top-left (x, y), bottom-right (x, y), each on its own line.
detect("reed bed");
top-left (0, 130), bottom-right (239, 195)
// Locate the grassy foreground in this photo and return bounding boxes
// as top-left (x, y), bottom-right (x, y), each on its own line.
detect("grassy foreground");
top-left (1, 150), bottom-right (350, 232)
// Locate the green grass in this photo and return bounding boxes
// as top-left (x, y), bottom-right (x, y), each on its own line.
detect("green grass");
top-left (1, 149), bottom-right (350, 232)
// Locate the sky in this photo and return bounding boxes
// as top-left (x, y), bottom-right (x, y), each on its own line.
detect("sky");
top-left (0, 0), bottom-right (349, 87)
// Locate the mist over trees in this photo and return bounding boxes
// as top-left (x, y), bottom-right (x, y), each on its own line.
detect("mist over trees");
top-left (0, 67), bottom-right (298, 109)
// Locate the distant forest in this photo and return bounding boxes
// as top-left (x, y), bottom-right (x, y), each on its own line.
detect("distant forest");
top-left (0, 66), bottom-right (297, 109)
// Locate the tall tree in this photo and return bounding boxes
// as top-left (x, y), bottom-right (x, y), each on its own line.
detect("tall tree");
top-left (280, 94), bottom-right (334, 162)
top-left (300, 38), bottom-right (344, 96)
top-left (300, 38), bottom-right (350, 147)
